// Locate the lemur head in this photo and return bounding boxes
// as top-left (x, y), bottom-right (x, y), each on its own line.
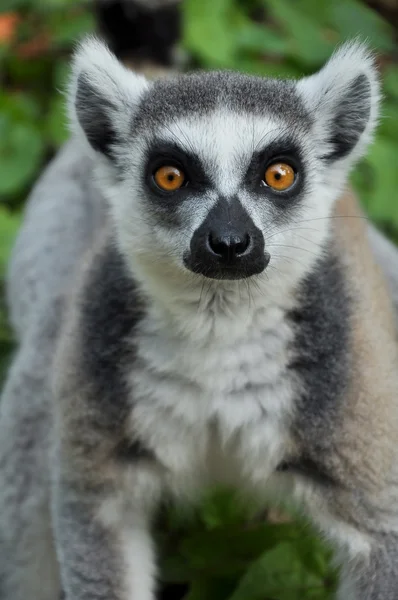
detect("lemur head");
top-left (69, 38), bottom-right (379, 293)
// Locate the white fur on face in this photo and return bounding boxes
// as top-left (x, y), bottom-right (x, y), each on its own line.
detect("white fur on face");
top-left (102, 108), bottom-right (337, 315)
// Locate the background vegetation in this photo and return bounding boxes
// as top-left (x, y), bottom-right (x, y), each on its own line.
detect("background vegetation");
top-left (0, 0), bottom-right (397, 598)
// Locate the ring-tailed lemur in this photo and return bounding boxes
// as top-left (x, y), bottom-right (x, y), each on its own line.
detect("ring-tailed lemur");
top-left (2, 19), bottom-right (398, 600)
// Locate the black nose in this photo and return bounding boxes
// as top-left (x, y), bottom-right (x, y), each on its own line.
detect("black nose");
top-left (185, 197), bottom-right (267, 280)
top-left (208, 232), bottom-right (250, 261)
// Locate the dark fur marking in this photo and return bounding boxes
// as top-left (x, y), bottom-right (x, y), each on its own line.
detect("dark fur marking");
top-left (115, 438), bottom-right (155, 463)
top-left (76, 73), bottom-right (117, 159)
top-left (78, 242), bottom-right (145, 436)
top-left (322, 73), bottom-right (371, 162)
top-left (143, 140), bottom-right (211, 228)
top-left (133, 72), bottom-right (312, 135)
top-left (287, 250), bottom-right (352, 483)
top-left (276, 457), bottom-right (337, 487)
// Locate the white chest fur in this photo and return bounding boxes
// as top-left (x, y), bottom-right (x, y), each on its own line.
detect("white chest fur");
top-left (127, 295), bottom-right (297, 499)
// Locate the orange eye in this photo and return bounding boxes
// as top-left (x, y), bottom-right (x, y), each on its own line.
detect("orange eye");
top-left (264, 162), bottom-right (295, 191)
top-left (154, 165), bottom-right (185, 192)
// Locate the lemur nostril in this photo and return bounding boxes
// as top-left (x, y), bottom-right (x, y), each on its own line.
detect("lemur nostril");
top-left (208, 233), bottom-right (226, 257)
top-left (208, 232), bottom-right (251, 260)
top-left (235, 234), bottom-right (250, 256)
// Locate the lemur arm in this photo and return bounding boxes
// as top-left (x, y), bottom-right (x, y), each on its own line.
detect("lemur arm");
top-left (279, 449), bottom-right (398, 599)
top-left (340, 534), bottom-right (398, 600)
top-left (52, 385), bottom-right (161, 600)
top-left (293, 476), bottom-right (398, 600)
top-left (52, 447), bottom-right (159, 600)
top-left (51, 283), bottom-right (162, 600)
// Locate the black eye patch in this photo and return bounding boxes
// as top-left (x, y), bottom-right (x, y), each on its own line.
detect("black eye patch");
top-left (144, 140), bottom-right (210, 194)
top-left (142, 140), bottom-right (212, 228)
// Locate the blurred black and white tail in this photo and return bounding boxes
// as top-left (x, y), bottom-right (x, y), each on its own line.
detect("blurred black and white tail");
top-left (94, 0), bottom-right (182, 69)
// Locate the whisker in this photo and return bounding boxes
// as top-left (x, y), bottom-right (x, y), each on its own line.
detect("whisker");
top-left (271, 253), bottom-right (308, 269)
top-left (170, 118), bottom-right (199, 157)
top-left (265, 225), bottom-right (320, 242)
top-left (287, 232), bottom-right (326, 250)
top-left (253, 124), bottom-right (293, 153)
top-left (264, 213), bottom-right (369, 244)
top-left (267, 243), bottom-right (319, 257)
top-left (293, 215), bottom-right (370, 224)
top-left (250, 277), bottom-right (267, 300)
top-left (160, 120), bottom-right (195, 156)
top-left (266, 264), bottom-right (282, 278)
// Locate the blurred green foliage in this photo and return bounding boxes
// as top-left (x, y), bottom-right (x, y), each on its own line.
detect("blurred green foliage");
top-left (0, 1), bottom-right (397, 598)
top-left (156, 489), bottom-right (339, 599)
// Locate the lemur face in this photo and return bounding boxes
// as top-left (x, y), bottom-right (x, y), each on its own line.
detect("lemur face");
top-left (138, 105), bottom-right (308, 281)
top-left (70, 39), bottom-right (379, 286)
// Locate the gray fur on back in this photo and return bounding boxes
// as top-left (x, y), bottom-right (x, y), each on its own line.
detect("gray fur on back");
top-left (6, 138), bottom-right (106, 342)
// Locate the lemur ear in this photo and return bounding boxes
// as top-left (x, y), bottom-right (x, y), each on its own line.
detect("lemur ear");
top-left (296, 42), bottom-right (380, 163)
top-left (68, 37), bottom-right (149, 159)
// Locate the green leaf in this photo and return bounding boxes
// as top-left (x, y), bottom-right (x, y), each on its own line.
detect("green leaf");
top-left (228, 542), bottom-right (333, 600)
top-left (53, 59), bottom-right (70, 90)
top-left (160, 550), bottom-right (193, 585)
top-left (182, 0), bottom-right (236, 67)
top-left (235, 22), bottom-right (289, 57)
top-left (184, 577), bottom-right (236, 600)
top-left (0, 0), bottom-right (27, 9)
top-left (199, 488), bottom-right (258, 530)
top-left (329, 0), bottom-right (393, 51)
top-left (0, 120), bottom-right (45, 197)
top-left (46, 93), bottom-right (68, 146)
top-left (0, 93), bottom-right (45, 197)
top-left (296, 532), bottom-right (336, 582)
top-left (6, 55), bottom-right (53, 88)
top-left (49, 10), bottom-right (95, 46)
top-left (0, 92), bottom-right (40, 123)
top-left (178, 522), bottom-right (301, 579)
top-left (0, 205), bottom-right (20, 278)
top-left (378, 101), bottom-right (398, 143)
top-left (285, 0), bottom-right (330, 25)
top-left (384, 66), bottom-right (398, 100)
top-left (36, 0), bottom-right (83, 8)
top-left (266, 0), bottom-right (334, 69)
top-left (353, 137), bottom-right (398, 229)
top-left (253, 61), bottom-right (302, 79)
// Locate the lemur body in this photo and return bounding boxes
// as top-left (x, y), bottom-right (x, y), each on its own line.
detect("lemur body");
top-left (2, 4), bottom-right (398, 599)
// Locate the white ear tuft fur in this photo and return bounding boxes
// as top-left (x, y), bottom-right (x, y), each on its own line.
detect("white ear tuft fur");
top-left (67, 36), bottom-right (149, 157)
top-left (296, 41), bottom-right (381, 164)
